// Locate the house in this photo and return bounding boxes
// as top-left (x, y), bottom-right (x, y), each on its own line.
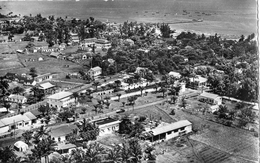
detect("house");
top-left (38, 82), bottom-right (56, 94)
top-left (47, 91), bottom-right (75, 110)
top-left (92, 89), bottom-right (114, 99)
top-left (1, 114), bottom-right (32, 130)
top-left (189, 75), bottom-right (207, 88)
top-left (82, 38), bottom-right (97, 47)
top-left (49, 124), bottom-right (78, 142)
top-left (30, 109), bottom-right (43, 119)
top-left (199, 92), bottom-right (222, 105)
top-left (90, 117), bottom-right (121, 136)
top-left (8, 94), bottom-right (27, 104)
top-left (95, 39), bottom-right (111, 49)
top-left (59, 43), bottom-right (66, 50)
top-left (5, 73), bottom-right (36, 86)
top-left (34, 73), bottom-right (54, 83)
top-left (50, 52), bottom-right (61, 58)
top-left (140, 120), bottom-right (192, 142)
top-left (124, 39), bottom-right (134, 46)
top-left (168, 71), bottom-right (181, 79)
top-left (87, 66), bottom-right (102, 79)
top-left (135, 67), bottom-right (152, 77)
top-left (55, 143), bottom-right (77, 155)
top-left (24, 112), bottom-right (37, 124)
top-left (0, 120), bottom-right (9, 135)
top-left (14, 141), bottom-right (29, 152)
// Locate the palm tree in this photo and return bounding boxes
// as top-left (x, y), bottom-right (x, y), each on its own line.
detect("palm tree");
top-left (106, 145), bottom-right (122, 163)
top-left (160, 87), bottom-right (167, 98)
top-left (31, 137), bottom-right (56, 163)
top-left (83, 142), bottom-right (105, 163)
top-left (0, 76), bottom-right (9, 98)
top-left (117, 93), bottom-right (121, 102)
top-left (139, 86), bottom-right (144, 96)
top-left (22, 130), bottom-right (33, 145)
top-left (72, 92), bottom-right (79, 103)
top-left (92, 81), bottom-right (100, 91)
top-left (0, 146), bottom-right (16, 163)
top-left (12, 86), bottom-right (25, 95)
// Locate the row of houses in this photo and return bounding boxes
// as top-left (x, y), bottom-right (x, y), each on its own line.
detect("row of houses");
top-left (0, 111), bottom-right (40, 136)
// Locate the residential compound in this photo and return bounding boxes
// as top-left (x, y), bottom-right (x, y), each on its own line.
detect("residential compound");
top-left (90, 117), bottom-right (121, 136)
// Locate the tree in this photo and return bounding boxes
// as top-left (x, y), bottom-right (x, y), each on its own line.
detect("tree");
top-left (128, 138), bottom-right (142, 162)
top-left (29, 67), bottom-right (38, 79)
top-left (0, 76), bottom-right (9, 98)
top-left (81, 107), bottom-right (87, 114)
top-left (12, 86), bottom-right (25, 95)
top-left (218, 104), bottom-right (229, 119)
top-left (72, 92), bottom-right (79, 103)
top-left (160, 23), bottom-right (171, 38)
top-left (160, 87), bottom-right (167, 98)
top-left (179, 96), bottom-right (187, 109)
top-left (114, 80), bottom-right (121, 87)
top-left (31, 137), bottom-right (56, 163)
top-left (33, 126), bottom-right (50, 143)
top-left (22, 130), bottom-right (33, 145)
top-left (139, 86), bottom-right (144, 96)
top-left (127, 96), bottom-right (137, 106)
top-left (30, 87), bottom-right (45, 101)
top-left (106, 145), bottom-right (122, 163)
top-left (92, 81), bottom-right (100, 91)
top-left (0, 146), bottom-right (16, 163)
top-left (122, 101), bottom-right (126, 107)
top-left (117, 93), bottom-right (122, 102)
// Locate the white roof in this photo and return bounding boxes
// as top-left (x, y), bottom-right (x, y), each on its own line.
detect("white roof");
top-left (39, 82), bottom-right (55, 90)
top-left (190, 75), bottom-right (207, 83)
top-left (1, 114), bottom-right (31, 125)
top-left (150, 120), bottom-right (191, 136)
top-left (169, 71), bottom-right (181, 78)
top-left (14, 141), bottom-right (28, 148)
top-left (9, 94), bottom-right (26, 100)
top-left (200, 92), bottom-right (220, 100)
top-left (89, 66), bottom-right (102, 72)
top-left (47, 91), bottom-right (73, 100)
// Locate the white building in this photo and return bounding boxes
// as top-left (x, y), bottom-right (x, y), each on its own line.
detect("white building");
top-left (90, 117), bottom-right (121, 136)
top-left (87, 66), bottom-right (102, 79)
top-left (14, 141), bottom-right (29, 152)
top-left (199, 92), bottom-right (222, 105)
top-left (141, 120), bottom-right (192, 142)
top-left (168, 71), bottom-right (181, 79)
top-left (8, 94), bottom-right (27, 104)
top-left (47, 91), bottom-right (75, 110)
top-left (49, 124), bottom-right (78, 143)
top-left (1, 114), bottom-right (32, 130)
top-left (0, 120), bottom-right (9, 135)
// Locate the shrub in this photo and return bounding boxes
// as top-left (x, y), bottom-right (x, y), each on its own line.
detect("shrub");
top-left (253, 131), bottom-right (258, 137)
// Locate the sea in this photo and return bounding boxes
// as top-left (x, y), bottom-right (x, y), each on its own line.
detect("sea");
top-left (0, 0), bottom-right (257, 38)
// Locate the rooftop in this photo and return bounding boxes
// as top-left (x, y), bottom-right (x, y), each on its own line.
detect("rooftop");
top-left (168, 71), bottom-right (181, 78)
top-left (8, 94), bottom-right (27, 100)
top-left (1, 114), bottom-right (31, 125)
top-left (91, 117), bottom-right (118, 126)
top-left (149, 120), bottom-right (192, 136)
top-left (49, 124), bottom-right (78, 138)
top-left (24, 112), bottom-right (37, 120)
top-left (89, 66), bottom-right (102, 72)
top-left (39, 82), bottom-right (55, 90)
top-left (200, 92), bottom-right (220, 99)
top-left (47, 91), bottom-right (73, 100)
top-left (55, 143), bottom-right (76, 150)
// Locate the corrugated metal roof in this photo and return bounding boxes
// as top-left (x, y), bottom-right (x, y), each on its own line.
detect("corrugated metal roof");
top-left (150, 120), bottom-right (192, 136)
top-left (0, 120), bottom-right (6, 127)
top-left (47, 91), bottom-right (72, 100)
top-left (39, 82), bottom-right (55, 90)
top-left (1, 114), bottom-right (31, 125)
top-left (24, 112), bottom-right (37, 120)
top-left (49, 124), bottom-right (78, 138)
top-left (200, 92), bottom-right (220, 99)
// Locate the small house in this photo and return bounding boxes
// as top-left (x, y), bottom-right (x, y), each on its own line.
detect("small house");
top-left (199, 92), bottom-right (222, 105)
top-left (34, 73), bottom-right (54, 83)
top-left (140, 120), bottom-right (192, 142)
top-left (87, 66), bottom-right (102, 79)
top-left (168, 71), bottom-right (181, 79)
top-left (90, 117), bottom-right (121, 136)
top-left (14, 141), bottom-right (29, 152)
top-left (1, 114), bottom-right (32, 129)
top-left (38, 82), bottom-right (56, 94)
top-left (49, 124), bottom-right (78, 143)
top-left (8, 94), bottom-right (27, 104)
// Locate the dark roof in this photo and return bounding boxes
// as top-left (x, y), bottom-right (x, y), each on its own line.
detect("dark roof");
top-left (49, 124), bottom-right (78, 138)
top-left (31, 110), bottom-right (42, 117)
top-left (92, 117), bottom-right (118, 126)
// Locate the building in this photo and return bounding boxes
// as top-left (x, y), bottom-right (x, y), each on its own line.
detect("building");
top-left (90, 117), bottom-right (121, 136)
top-left (95, 39), bottom-right (111, 49)
top-left (82, 38), bottom-right (97, 47)
top-left (55, 143), bottom-right (77, 155)
top-left (140, 120), bottom-right (192, 142)
top-left (38, 82), bottom-right (56, 94)
top-left (189, 75), bottom-right (207, 88)
top-left (47, 91), bottom-right (75, 110)
top-left (34, 73), bottom-right (54, 83)
top-left (0, 114), bottom-right (32, 130)
top-left (24, 112), bottom-right (37, 124)
top-left (199, 92), bottom-right (222, 105)
top-left (87, 66), bottom-right (102, 79)
top-left (14, 141), bottom-right (29, 152)
top-left (5, 73), bottom-right (36, 86)
top-left (0, 120), bottom-right (9, 135)
top-left (8, 94), bottom-right (27, 104)
top-left (50, 52), bottom-right (61, 58)
top-left (168, 71), bottom-right (181, 79)
top-left (49, 124), bottom-right (78, 143)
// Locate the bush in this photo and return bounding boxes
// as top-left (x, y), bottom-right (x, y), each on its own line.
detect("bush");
top-left (253, 131), bottom-right (258, 137)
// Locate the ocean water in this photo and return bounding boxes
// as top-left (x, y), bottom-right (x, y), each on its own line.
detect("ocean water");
top-left (0, 0), bottom-right (257, 36)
